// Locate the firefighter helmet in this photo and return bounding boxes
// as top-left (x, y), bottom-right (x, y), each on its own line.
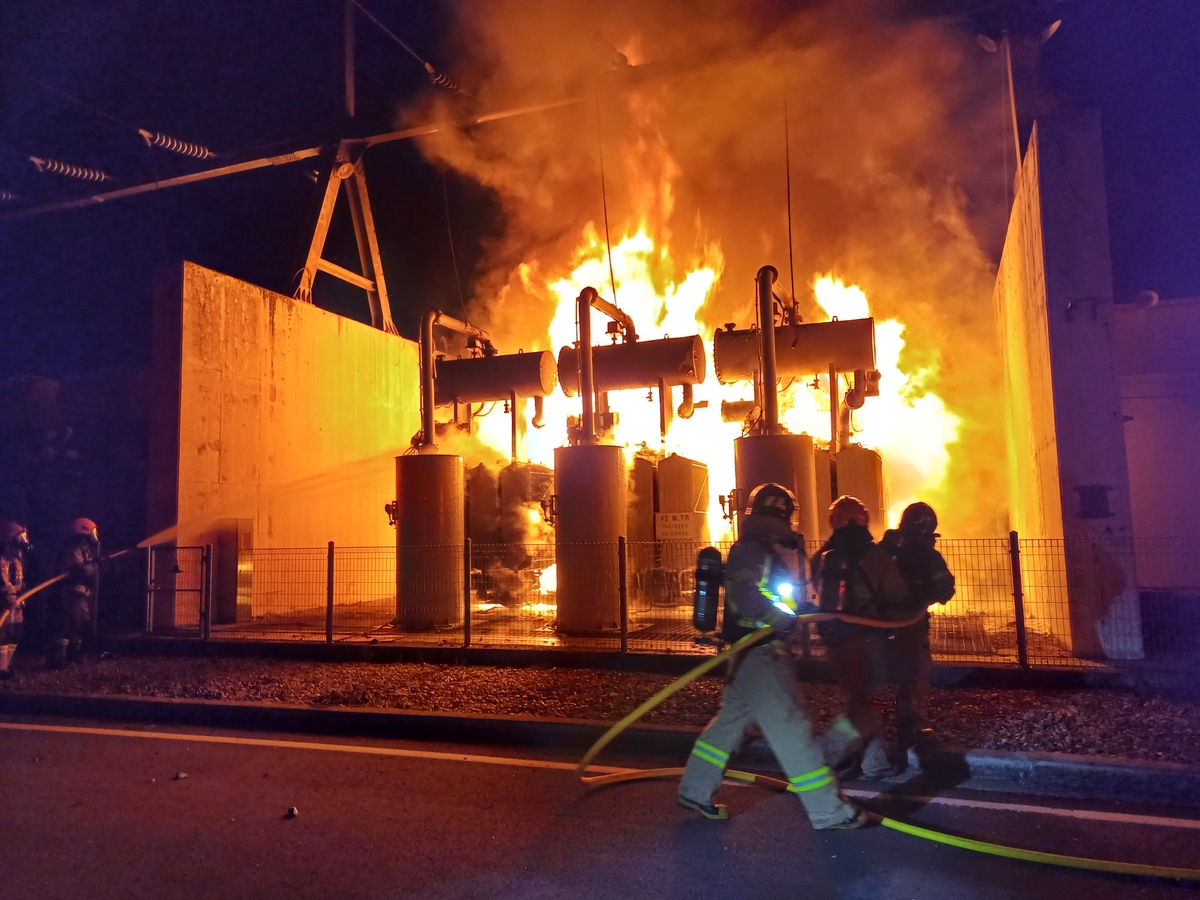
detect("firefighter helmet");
top-left (745, 483), bottom-right (796, 522)
top-left (1, 521), bottom-right (29, 547)
top-left (828, 495), bottom-right (870, 530)
top-left (69, 517), bottom-right (98, 539)
top-left (899, 501), bottom-right (938, 536)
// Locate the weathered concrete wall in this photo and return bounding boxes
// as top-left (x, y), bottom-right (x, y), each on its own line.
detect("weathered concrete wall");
top-left (150, 262), bottom-right (418, 625)
top-left (994, 114), bottom-right (1143, 658)
top-left (1115, 299), bottom-right (1200, 587)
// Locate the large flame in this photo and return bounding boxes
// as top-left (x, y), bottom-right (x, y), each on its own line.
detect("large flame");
top-left (471, 224), bottom-right (960, 537)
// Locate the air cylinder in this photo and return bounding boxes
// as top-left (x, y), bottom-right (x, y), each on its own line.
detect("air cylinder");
top-left (553, 444), bottom-right (626, 633)
top-left (396, 453), bottom-right (464, 629)
top-left (734, 434), bottom-right (820, 544)
top-left (835, 445), bottom-right (887, 535)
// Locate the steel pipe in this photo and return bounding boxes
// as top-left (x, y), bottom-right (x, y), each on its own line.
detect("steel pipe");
top-left (578, 287), bottom-right (598, 442)
top-left (757, 265), bottom-right (779, 432)
top-left (419, 309), bottom-right (493, 450)
top-left (713, 318), bottom-right (876, 384)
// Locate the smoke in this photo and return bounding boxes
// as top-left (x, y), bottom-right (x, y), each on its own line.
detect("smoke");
top-left (407, 0), bottom-right (1010, 536)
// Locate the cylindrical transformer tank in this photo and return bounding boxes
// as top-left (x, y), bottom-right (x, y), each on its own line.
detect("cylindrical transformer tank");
top-left (734, 434), bottom-right (820, 545)
top-left (714, 319), bottom-right (876, 384)
top-left (558, 335), bottom-right (705, 395)
top-left (835, 445), bottom-right (887, 536)
top-left (396, 454), bottom-right (464, 629)
top-left (814, 446), bottom-right (834, 541)
top-left (553, 444), bottom-right (626, 633)
top-left (435, 350), bottom-right (557, 405)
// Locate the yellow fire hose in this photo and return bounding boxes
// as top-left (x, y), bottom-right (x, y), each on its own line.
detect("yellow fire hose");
top-left (1, 548), bottom-right (134, 630)
top-left (574, 617), bottom-right (1200, 882)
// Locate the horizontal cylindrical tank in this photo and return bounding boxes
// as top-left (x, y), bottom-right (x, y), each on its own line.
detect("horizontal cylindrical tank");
top-left (558, 335), bottom-right (705, 396)
top-left (734, 434), bottom-right (820, 546)
top-left (396, 454), bottom-right (464, 630)
top-left (435, 350), bottom-right (557, 405)
top-left (835, 445), bottom-right (887, 536)
top-left (713, 319), bottom-right (876, 384)
top-left (554, 444), bottom-right (625, 633)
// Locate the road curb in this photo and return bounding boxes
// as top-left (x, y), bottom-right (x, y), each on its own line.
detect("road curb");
top-left (3, 690), bottom-right (1200, 807)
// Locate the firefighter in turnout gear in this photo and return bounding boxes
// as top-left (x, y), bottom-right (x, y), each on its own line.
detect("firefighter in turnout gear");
top-left (47, 518), bottom-right (101, 670)
top-left (814, 496), bottom-right (910, 779)
top-left (0, 522), bottom-right (32, 679)
top-left (678, 484), bottom-right (867, 829)
top-left (879, 502), bottom-right (956, 753)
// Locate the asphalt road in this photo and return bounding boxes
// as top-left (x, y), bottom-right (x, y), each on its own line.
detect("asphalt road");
top-left (3, 718), bottom-right (1199, 900)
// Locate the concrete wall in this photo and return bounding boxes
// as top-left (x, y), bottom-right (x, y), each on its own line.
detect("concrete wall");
top-left (994, 114), bottom-right (1143, 658)
top-left (1115, 298), bottom-right (1200, 590)
top-left (149, 262), bottom-right (419, 625)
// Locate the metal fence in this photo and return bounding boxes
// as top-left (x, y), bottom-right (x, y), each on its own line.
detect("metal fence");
top-left (97, 534), bottom-right (1200, 670)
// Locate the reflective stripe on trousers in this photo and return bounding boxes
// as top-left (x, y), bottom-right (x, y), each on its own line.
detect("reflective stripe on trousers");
top-left (678, 642), bottom-right (855, 830)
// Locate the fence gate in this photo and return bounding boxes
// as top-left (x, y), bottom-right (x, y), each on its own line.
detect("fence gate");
top-left (145, 545), bottom-right (210, 635)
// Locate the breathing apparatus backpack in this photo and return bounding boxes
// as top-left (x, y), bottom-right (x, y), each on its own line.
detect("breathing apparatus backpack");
top-left (692, 546), bottom-right (724, 633)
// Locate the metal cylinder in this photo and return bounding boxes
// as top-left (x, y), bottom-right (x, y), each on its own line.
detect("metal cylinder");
top-left (835, 445), bottom-right (887, 535)
top-left (714, 318), bottom-right (876, 384)
top-left (435, 351), bottom-right (557, 405)
top-left (396, 453), bottom-right (464, 629)
top-left (734, 434), bottom-right (820, 544)
top-left (553, 444), bottom-right (625, 633)
top-left (557, 335), bottom-right (706, 396)
top-left (757, 266), bottom-right (779, 430)
top-left (814, 446), bottom-right (834, 541)
top-left (578, 287), bottom-right (598, 442)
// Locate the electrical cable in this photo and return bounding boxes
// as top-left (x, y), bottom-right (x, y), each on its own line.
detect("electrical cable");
top-left (346, 0), bottom-right (467, 94)
top-left (439, 163), bottom-right (468, 322)
top-left (594, 96), bottom-right (620, 308)
top-left (782, 70), bottom-right (796, 303)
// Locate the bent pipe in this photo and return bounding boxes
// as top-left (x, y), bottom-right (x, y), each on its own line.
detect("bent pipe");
top-left (756, 266), bottom-right (779, 432)
top-left (575, 287), bottom-right (638, 443)
top-left (420, 310), bottom-right (493, 450)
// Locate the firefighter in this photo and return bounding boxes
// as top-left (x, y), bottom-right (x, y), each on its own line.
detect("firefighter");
top-left (0, 522), bottom-right (32, 679)
top-left (678, 483), bottom-right (868, 830)
top-left (813, 496), bottom-right (910, 780)
top-left (47, 517), bottom-right (101, 670)
top-left (879, 502), bottom-right (956, 754)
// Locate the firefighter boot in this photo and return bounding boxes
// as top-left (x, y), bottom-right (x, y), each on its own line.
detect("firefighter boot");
top-left (860, 736), bottom-right (902, 780)
top-left (0, 644), bottom-right (14, 679)
top-left (47, 639), bottom-right (69, 671)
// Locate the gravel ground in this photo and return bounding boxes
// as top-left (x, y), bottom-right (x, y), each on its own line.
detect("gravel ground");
top-left (4, 654), bottom-right (1200, 766)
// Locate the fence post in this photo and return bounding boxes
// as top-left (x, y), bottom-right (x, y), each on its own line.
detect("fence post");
top-left (201, 544), bottom-right (213, 640)
top-left (325, 541), bottom-right (335, 644)
top-left (463, 538), bottom-right (472, 649)
top-left (618, 536), bottom-right (628, 653)
top-left (144, 545), bottom-right (155, 634)
top-left (1009, 530), bottom-right (1029, 669)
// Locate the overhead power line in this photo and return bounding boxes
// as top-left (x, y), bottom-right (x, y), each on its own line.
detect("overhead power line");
top-left (0, 61), bottom-right (216, 160)
top-left (346, 0), bottom-right (469, 95)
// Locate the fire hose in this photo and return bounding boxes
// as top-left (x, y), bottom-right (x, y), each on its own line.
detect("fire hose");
top-left (574, 617), bottom-right (1200, 882)
top-left (0, 548), bottom-right (133, 630)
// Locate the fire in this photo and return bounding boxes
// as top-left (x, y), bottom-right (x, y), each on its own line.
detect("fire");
top-left (471, 240), bottom-right (959, 539)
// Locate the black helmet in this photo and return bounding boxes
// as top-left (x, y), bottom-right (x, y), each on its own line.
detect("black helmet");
top-left (899, 501), bottom-right (938, 535)
top-left (745, 483), bottom-right (796, 522)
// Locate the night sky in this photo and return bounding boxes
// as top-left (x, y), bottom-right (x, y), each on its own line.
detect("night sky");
top-left (2, 0), bottom-right (1198, 381)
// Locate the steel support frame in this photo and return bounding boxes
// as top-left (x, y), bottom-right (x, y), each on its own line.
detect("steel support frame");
top-left (296, 140), bottom-right (397, 334)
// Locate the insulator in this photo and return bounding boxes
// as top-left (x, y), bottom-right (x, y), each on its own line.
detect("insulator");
top-left (138, 129), bottom-right (213, 159)
top-left (424, 62), bottom-right (467, 95)
top-left (29, 157), bottom-right (108, 182)
top-left (591, 34), bottom-right (629, 69)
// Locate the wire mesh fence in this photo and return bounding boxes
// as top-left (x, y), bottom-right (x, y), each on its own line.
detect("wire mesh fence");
top-left (96, 534), bottom-right (1200, 670)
